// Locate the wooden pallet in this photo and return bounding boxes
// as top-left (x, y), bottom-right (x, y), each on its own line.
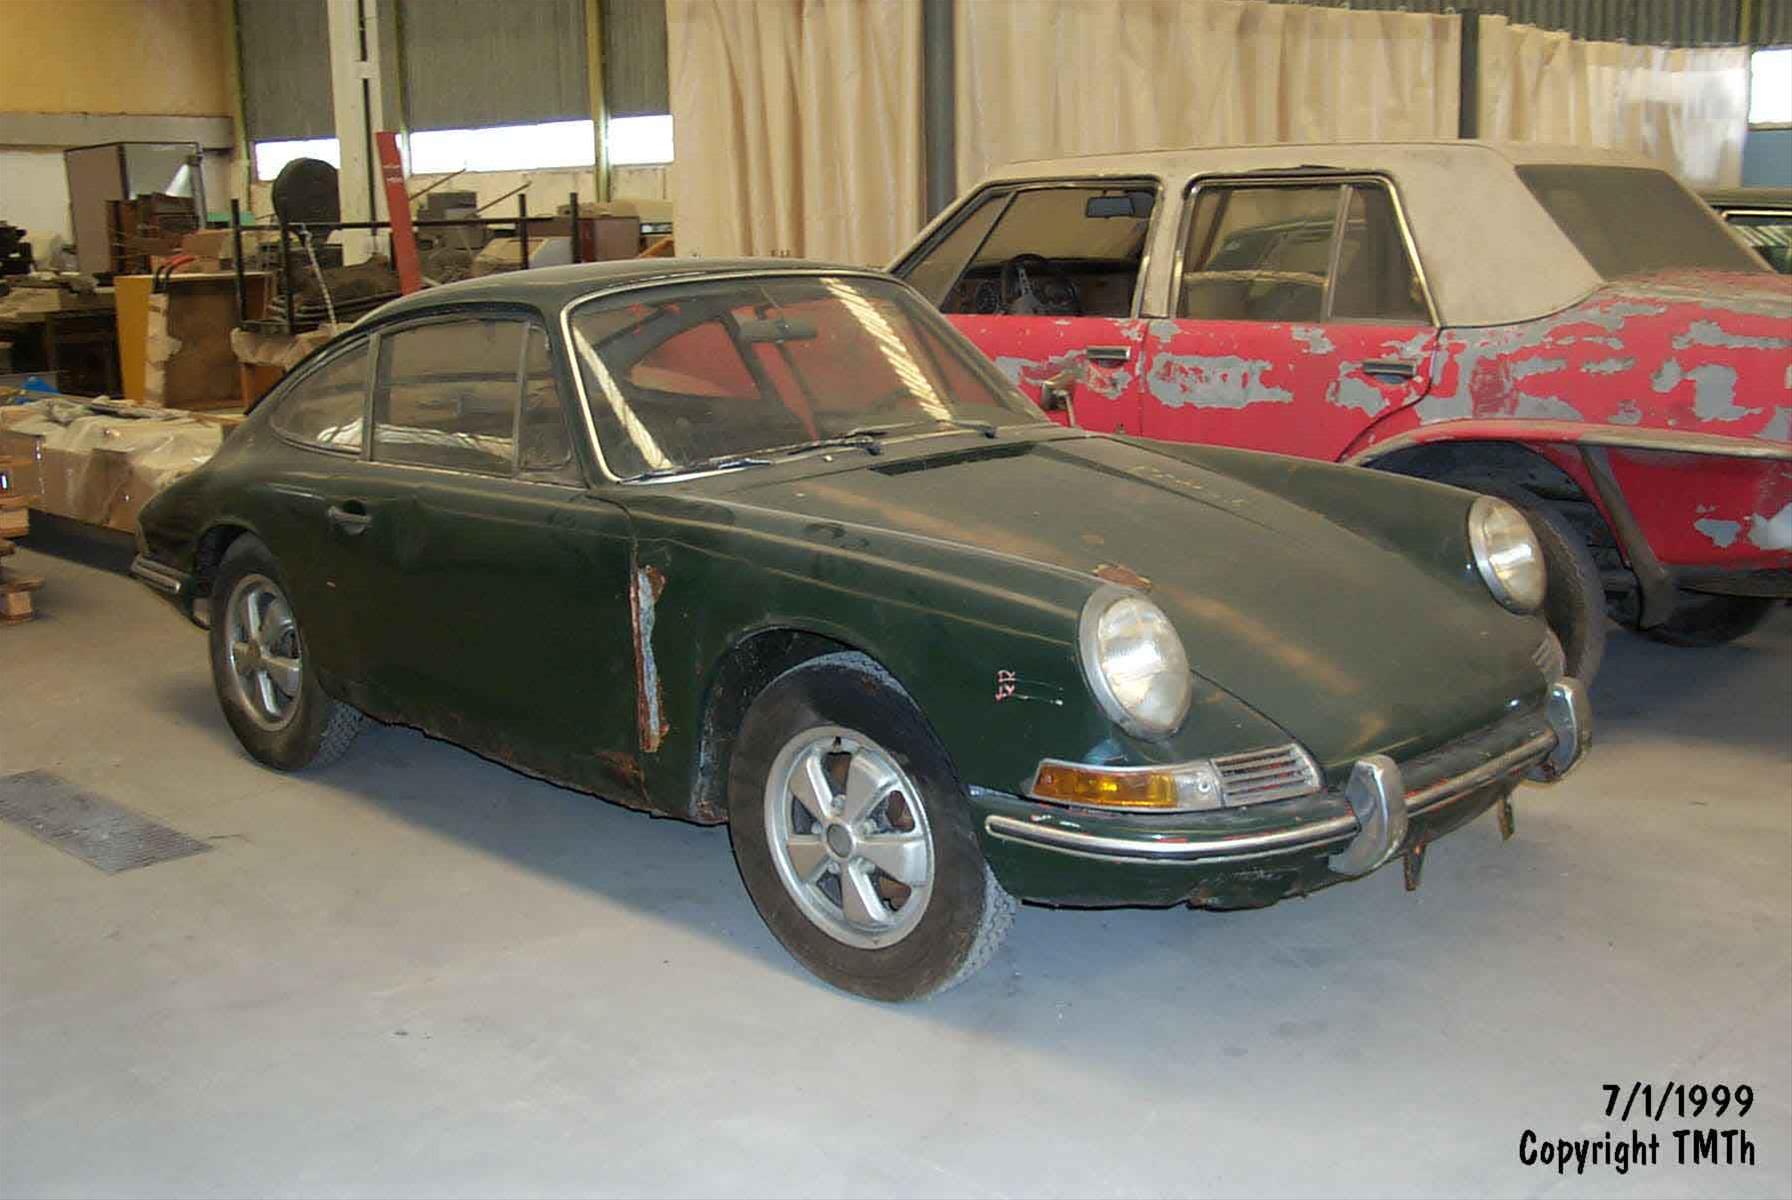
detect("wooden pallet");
top-left (0, 537), bottom-right (42, 623)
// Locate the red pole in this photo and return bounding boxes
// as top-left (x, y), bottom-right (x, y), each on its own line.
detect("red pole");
top-left (375, 131), bottom-right (423, 294)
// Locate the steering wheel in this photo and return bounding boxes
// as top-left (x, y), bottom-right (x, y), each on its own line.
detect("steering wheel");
top-left (999, 253), bottom-right (1082, 317)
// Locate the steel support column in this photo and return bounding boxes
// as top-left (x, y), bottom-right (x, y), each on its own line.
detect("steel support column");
top-left (923, 0), bottom-right (956, 220)
top-left (1458, 5), bottom-right (1480, 140)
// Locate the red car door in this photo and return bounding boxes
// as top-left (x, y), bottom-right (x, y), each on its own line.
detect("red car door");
top-left (1138, 178), bottom-right (1436, 461)
top-left (896, 181), bottom-right (1162, 436)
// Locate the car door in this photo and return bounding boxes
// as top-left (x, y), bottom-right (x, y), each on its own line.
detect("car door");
top-left (895, 180), bottom-right (1160, 435)
top-left (1139, 176), bottom-right (1437, 461)
top-left (256, 335), bottom-right (383, 691)
top-left (349, 311), bottom-right (638, 787)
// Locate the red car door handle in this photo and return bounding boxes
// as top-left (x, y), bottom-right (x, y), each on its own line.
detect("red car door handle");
top-left (1085, 345), bottom-right (1133, 366)
top-left (1359, 359), bottom-right (1419, 381)
top-left (326, 504), bottom-right (373, 535)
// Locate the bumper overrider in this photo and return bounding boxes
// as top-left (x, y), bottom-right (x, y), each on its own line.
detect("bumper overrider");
top-left (972, 679), bottom-right (1591, 909)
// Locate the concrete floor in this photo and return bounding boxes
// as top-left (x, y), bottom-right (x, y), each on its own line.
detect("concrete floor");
top-left (2, 529), bottom-right (1789, 1200)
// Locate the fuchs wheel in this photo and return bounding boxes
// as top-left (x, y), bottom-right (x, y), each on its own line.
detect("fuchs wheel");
top-left (1472, 483), bottom-right (1607, 684)
top-left (208, 536), bottom-right (363, 771)
top-left (728, 652), bottom-right (1014, 1000)
top-left (1644, 592), bottom-right (1776, 647)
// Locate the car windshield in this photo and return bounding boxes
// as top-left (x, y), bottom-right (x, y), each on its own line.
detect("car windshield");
top-left (1517, 165), bottom-right (1765, 280)
top-left (567, 274), bottom-right (1046, 478)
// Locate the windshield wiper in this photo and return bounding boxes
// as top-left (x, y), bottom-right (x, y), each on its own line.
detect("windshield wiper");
top-left (633, 453), bottom-right (773, 480)
top-left (777, 432), bottom-right (887, 457)
top-left (849, 418), bottom-right (998, 440)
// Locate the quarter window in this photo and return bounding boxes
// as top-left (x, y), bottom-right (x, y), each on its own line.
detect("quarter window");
top-left (373, 318), bottom-right (525, 476)
top-left (1178, 181), bottom-right (1428, 324)
top-left (270, 342), bottom-right (369, 452)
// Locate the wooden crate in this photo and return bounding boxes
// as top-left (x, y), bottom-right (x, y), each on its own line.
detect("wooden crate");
top-left (0, 537), bottom-right (41, 623)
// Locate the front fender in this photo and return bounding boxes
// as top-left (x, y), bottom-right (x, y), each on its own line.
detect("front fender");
top-left (625, 493), bottom-right (1292, 817)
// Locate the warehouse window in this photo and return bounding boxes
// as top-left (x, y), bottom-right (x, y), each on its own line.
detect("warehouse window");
top-left (410, 120), bottom-right (596, 175)
top-left (609, 115), bottom-right (675, 166)
top-left (1751, 48), bottom-right (1792, 125)
top-left (253, 138), bottom-right (342, 183)
top-left (405, 117), bottom-right (671, 174)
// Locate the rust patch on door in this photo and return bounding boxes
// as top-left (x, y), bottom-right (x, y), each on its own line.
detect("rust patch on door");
top-left (629, 564), bottom-right (670, 753)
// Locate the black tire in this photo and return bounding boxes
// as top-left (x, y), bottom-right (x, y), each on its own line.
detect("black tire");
top-left (208, 535), bottom-right (364, 771)
top-left (1643, 592), bottom-right (1776, 648)
top-left (727, 652), bottom-right (1014, 1001)
top-left (1472, 483), bottom-right (1607, 684)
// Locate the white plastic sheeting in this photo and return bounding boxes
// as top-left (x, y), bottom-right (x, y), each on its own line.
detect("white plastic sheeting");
top-left (1478, 15), bottom-right (1750, 187)
top-left (954, 0), bottom-right (1460, 186)
top-left (665, 0), bottom-right (1751, 263)
top-left (667, 0), bottom-right (922, 265)
top-left (0, 399), bottom-right (222, 533)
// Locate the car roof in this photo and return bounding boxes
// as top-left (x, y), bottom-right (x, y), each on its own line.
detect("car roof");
top-left (959, 140), bottom-right (1693, 326)
top-left (364, 258), bottom-right (873, 324)
top-left (991, 139), bottom-right (1656, 177)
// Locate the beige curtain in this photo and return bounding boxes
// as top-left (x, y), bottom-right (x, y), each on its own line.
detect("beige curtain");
top-left (1478, 15), bottom-right (1750, 187)
top-left (666, 0), bottom-right (921, 265)
top-left (954, 0), bottom-right (1460, 186)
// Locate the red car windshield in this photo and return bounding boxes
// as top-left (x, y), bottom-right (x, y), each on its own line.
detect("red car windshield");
top-left (1518, 165), bottom-right (1764, 281)
top-left (568, 274), bottom-right (1044, 478)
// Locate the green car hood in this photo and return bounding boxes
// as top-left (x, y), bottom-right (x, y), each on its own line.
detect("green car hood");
top-left (728, 430), bottom-right (1547, 770)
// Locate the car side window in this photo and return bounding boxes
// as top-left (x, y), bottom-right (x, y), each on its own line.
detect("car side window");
top-left (269, 341), bottom-right (370, 452)
top-left (1179, 181), bottom-right (1429, 325)
top-left (373, 317), bottom-right (525, 477)
top-left (930, 185), bottom-right (1156, 318)
top-left (518, 325), bottom-right (584, 484)
top-left (1331, 185), bottom-right (1428, 322)
top-left (1179, 185), bottom-right (1340, 322)
top-left (901, 190), bottom-right (1009, 306)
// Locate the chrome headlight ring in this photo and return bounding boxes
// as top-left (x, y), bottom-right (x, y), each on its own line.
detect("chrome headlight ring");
top-left (1468, 495), bottom-right (1547, 614)
top-left (1077, 585), bottom-right (1194, 739)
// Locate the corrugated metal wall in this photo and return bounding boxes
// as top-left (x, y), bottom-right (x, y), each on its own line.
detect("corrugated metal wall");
top-left (397, 0), bottom-right (589, 132)
top-left (1267, 0), bottom-right (1783, 47)
top-left (604, 0), bottom-right (670, 117)
top-left (1759, 0), bottom-right (1792, 45)
top-left (238, 0), bottom-right (333, 141)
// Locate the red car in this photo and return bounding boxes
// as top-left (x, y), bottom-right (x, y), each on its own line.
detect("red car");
top-left (892, 143), bottom-right (1792, 680)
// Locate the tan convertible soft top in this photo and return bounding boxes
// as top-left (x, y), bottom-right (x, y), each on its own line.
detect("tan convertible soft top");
top-left (960, 141), bottom-right (1679, 328)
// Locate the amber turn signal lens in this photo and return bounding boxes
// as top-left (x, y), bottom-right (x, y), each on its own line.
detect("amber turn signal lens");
top-left (1032, 762), bottom-right (1179, 808)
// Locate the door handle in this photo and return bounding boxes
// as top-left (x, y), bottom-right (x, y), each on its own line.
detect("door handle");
top-left (326, 503), bottom-right (373, 535)
top-left (1084, 345), bottom-right (1133, 366)
top-left (1359, 359), bottom-right (1418, 382)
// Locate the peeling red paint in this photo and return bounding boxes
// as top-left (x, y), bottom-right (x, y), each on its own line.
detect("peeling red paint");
top-left (948, 267), bottom-right (1792, 586)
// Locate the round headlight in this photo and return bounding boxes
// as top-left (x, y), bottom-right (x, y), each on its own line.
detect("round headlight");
top-left (1078, 586), bottom-right (1193, 738)
top-left (1468, 495), bottom-right (1546, 613)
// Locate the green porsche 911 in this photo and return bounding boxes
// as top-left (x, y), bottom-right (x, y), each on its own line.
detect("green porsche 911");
top-left (131, 260), bottom-right (1588, 1000)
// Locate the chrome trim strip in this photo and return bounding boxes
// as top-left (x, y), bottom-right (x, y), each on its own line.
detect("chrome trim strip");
top-left (984, 811), bottom-right (1359, 865)
top-left (994, 726), bottom-right (1559, 865)
top-left (129, 555), bottom-right (186, 596)
top-left (1349, 422), bottom-right (1792, 465)
top-left (1404, 731), bottom-right (1555, 814)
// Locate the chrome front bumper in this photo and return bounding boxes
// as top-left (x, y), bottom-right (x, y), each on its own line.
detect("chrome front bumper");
top-left (983, 679), bottom-right (1591, 870)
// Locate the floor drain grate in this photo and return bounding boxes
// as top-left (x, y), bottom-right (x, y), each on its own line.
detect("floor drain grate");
top-left (0, 770), bottom-right (212, 873)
